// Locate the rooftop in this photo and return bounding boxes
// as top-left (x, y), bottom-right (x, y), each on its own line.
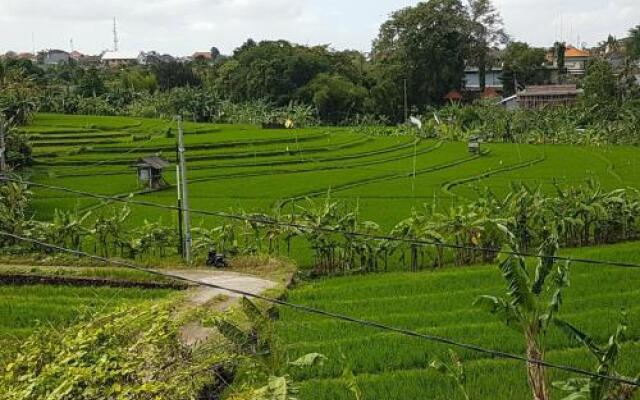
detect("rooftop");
top-left (518, 84), bottom-right (579, 97)
top-left (135, 156), bottom-right (170, 170)
top-left (102, 51), bottom-right (140, 60)
top-left (565, 46), bottom-right (590, 58)
top-left (192, 52), bottom-right (213, 59)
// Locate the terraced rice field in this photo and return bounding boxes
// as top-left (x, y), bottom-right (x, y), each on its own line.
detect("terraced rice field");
top-left (276, 242), bottom-right (640, 399)
top-left (15, 114), bottom-right (640, 397)
top-left (26, 114), bottom-right (640, 234)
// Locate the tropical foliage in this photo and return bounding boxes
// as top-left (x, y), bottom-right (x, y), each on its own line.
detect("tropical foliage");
top-left (2, 304), bottom-right (229, 400)
top-left (6, 178), bottom-right (640, 276)
top-left (476, 231), bottom-right (569, 400)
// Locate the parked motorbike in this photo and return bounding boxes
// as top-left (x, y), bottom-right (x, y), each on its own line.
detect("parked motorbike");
top-left (206, 249), bottom-right (228, 268)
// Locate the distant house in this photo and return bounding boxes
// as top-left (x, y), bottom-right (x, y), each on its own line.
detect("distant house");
top-left (516, 84), bottom-right (581, 109)
top-left (563, 46), bottom-right (591, 77)
top-left (42, 49), bottom-right (70, 65)
top-left (191, 51), bottom-right (213, 62)
top-left (78, 55), bottom-right (102, 67)
top-left (464, 67), bottom-right (503, 94)
top-left (16, 52), bottom-right (36, 62)
top-left (69, 51), bottom-right (85, 61)
top-left (101, 51), bottom-right (141, 67)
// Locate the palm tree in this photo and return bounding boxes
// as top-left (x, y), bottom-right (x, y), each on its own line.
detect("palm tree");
top-left (475, 230), bottom-right (569, 400)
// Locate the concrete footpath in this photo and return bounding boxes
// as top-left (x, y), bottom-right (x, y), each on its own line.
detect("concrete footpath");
top-left (165, 270), bottom-right (278, 346)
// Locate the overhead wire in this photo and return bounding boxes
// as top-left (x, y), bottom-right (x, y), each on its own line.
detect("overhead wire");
top-left (3, 176), bottom-right (640, 270)
top-left (1, 230), bottom-right (638, 389)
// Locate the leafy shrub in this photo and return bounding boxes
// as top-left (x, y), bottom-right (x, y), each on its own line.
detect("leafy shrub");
top-left (2, 304), bottom-right (225, 400)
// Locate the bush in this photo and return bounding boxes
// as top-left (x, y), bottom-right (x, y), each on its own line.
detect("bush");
top-left (2, 304), bottom-right (228, 400)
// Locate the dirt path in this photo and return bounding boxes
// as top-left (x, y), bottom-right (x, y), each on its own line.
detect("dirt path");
top-left (165, 269), bottom-right (278, 346)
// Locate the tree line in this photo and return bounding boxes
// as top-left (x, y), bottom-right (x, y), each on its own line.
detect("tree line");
top-left (1, 1), bottom-right (638, 125)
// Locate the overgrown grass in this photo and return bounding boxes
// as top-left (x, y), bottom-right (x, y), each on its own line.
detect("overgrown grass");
top-left (0, 264), bottom-right (174, 283)
top-left (0, 284), bottom-right (176, 361)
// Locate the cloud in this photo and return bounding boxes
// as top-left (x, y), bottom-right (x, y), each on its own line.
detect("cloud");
top-left (0, 0), bottom-right (318, 54)
top-left (1, 0), bottom-right (638, 55)
top-left (495, 0), bottom-right (640, 47)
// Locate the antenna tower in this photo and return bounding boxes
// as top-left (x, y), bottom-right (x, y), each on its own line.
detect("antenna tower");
top-left (113, 17), bottom-right (119, 51)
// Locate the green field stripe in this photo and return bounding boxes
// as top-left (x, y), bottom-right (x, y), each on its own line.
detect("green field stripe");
top-left (33, 132), bottom-right (347, 166)
top-left (278, 298), bottom-right (640, 347)
top-left (32, 139), bottom-right (125, 148)
top-left (287, 285), bottom-right (640, 320)
top-left (182, 140), bottom-right (435, 185)
top-left (29, 132), bottom-right (131, 141)
top-left (295, 342), bottom-right (640, 399)
top-left (88, 131), bottom-right (332, 153)
top-left (277, 144), bottom-right (484, 207)
top-left (579, 146), bottom-right (624, 184)
top-left (184, 137), bottom-right (422, 172)
top-left (441, 154), bottom-right (547, 197)
top-left (280, 325), bottom-right (640, 382)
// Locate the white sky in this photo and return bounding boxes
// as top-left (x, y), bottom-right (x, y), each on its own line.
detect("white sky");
top-left (0, 0), bottom-right (638, 55)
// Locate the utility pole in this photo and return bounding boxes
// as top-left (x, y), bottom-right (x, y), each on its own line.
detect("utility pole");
top-left (403, 78), bottom-right (409, 123)
top-left (176, 116), bottom-right (192, 262)
top-left (175, 142), bottom-right (183, 257)
top-left (0, 119), bottom-right (7, 174)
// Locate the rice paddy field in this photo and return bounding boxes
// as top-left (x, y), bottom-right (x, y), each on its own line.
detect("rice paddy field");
top-left (276, 242), bottom-right (640, 399)
top-left (12, 114), bottom-right (640, 398)
top-left (0, 279), bottom-right (176, 361)
top-left (25, 114), bottom-right (640, 234)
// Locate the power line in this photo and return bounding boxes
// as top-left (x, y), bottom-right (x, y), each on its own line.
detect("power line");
top-left (0, 230), bottom-right (638, 389)
top-left (3, 176), bottom-right (640, 270)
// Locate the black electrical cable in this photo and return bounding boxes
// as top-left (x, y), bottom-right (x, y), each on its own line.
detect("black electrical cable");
top-left (4, 176), bottom-right (640, 270)
top-left (1, 230), bottom-right (638, 388)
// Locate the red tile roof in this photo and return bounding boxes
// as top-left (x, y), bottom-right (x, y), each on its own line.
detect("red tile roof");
top-left (565, 46), bottom-right (590, 58)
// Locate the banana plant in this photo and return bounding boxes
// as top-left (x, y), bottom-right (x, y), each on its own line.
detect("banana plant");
top-left (297, 195), bottom-right (342, 274)
top-left (553, 318), bottom-right (639, 400)
top-left (92, 205), bottom-right (131, 257)
top-left (429, 350), bottom-right (470, 400)
top-left (475, 229), bottom-right (569, 400)
top-left (0, 179), bottom-right (31, 242)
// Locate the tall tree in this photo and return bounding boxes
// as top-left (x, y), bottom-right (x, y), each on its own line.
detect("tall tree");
top-left (500, 42), bottom-right (547, 95)
top-left (299, 73), bottom-right (368, 123)
top-left (554, 41), bottom-right (567, 81)
top-left (151, 61), bottom-right (201, 91)
top-left (77, 68), bottom-right (106, 97)
top-left (215, 40), bottom-right (335, 105)
top-left (466, 0), bottom-right (508, 91)
top-left (629, 25), bottom-right (640, 60)
top-left (372, 0), bottom-right (470, 119)
top-left (582, 58), bottom-right (619, 120)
